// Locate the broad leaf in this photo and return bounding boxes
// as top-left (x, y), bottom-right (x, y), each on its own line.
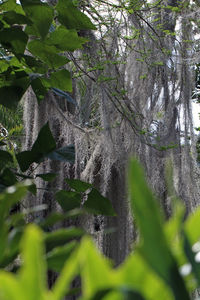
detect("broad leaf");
top-left (52, 246), bottom-right (79, 300)
top-left (128, 159), bottom-right (190, 300)
top-left (0, 168), bottom-right (17, 186)
top-left (31, 77), bottom-right (47, 103)
top-left (21, 1), bottom-right (54, 39)
top-left (0, 272), bottom-right (24, 300)
top-left (28, 40), bottom-right (70, 69)
top-left (0, 27), bottom-right (28, 54)
top-left (17, 123), bottom-right (56, 171)
top-left (46, 241), bottom-right (77, 272)
top-left (21, 55), bottom-right (48, 74)
top-left (78, 237), bottom-right (112, 299)
top-left (31, 122), bottom-right (56, 156)
top-left (56, 0), bottom-right (96, 30)
top-left (56, 190), bottom-right (81, 211)
top-left (44, 227), bottom-right (84, 252)
top-left (47, 145), bottom-right (75, 164)
top-left (0, 150), bottom-right (13, 166)
top-left (46, 26), bottom-right (87, 51)
top-left (65, 178), bottom-right (92, 192)
top-left (43, 69), bottom-right (72, 92)
top-left (16, 150), bottom-right (38, 172)
top-left (0, 86), bottom-right (26, 109)
top-left (19, 225), bottom-right (47, 300)
top-left (2, 11), bottom-right (32, 25)
top-left (0, 0), bottom-right (24, 13)
top-left (36, 173), bottom-right (57, 182)
top-left (84, 188), bottom-right (116, 216)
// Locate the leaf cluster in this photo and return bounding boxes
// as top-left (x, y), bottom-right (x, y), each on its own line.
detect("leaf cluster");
top-left (1, 160), bottom-right (200, 299)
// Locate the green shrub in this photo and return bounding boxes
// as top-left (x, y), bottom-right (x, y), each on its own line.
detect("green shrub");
top-left (0, 159), bottom-right (200, 299)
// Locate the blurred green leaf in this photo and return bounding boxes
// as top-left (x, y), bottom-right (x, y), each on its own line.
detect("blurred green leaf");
top-left (0, 168), bottom-right (17, 186)
top-left (78, 237), bottom-right (112, 299)
top-left (44, 227), bottom-right (84, 252)
top-left (46, 241), bottom-right (77, 272)
top-left (19, 224), bottom-right (47, 300)
top-left (0, 150), bottom-right (13, 167)
top-left (0, 272), bottom-right (24, 300)
top-left (128, 159), bottom-right (190, 300)
top-left (184, 208), bottom-right (200, 245)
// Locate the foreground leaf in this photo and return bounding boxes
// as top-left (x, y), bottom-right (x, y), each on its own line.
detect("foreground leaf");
top-left (128, 159), bottom-right (190, 300)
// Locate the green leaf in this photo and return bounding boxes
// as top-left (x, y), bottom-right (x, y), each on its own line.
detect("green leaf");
top-left (118, 252), bottom-right (173, 300)
top-left (0, 180), bottom-right (32, 222)
top-left (52, 246), bottom-right (79, 300)
top-left (0, 168), bottom-right (17, 186)
top-left (21, 1), bottom-right (54, 39)
top-left (78, 237), bottom-right (112, 299)
top-left (0, 27), bottom-right (28, 54)
top-left (16, 123), bottom-right (56, 171)
top-left (119, 287), bottom-right (145, 300)
top-left (84, 188), bottom-right (116, 216)
top-left (184, 208), bottom-right (200, 245)
top-left (56, 0), bottom-right (96, 30)
top-left (0, 150), bottom-right (13, 166)
top-left (0, 228), bottom-right (23, 268)
top-left (28, 183), bottom-right (37, 195)
top-left (21, 55), bottom-right (48, 74)
top-left (2, 11), bottom-right (32, 25)
top-left (89, 288), bottom-right (113, 300)
top-left (0, 60), bottom-right (9, 73)
top-left (44, 227), bottom-right (84, 252)
top-left (0, 86), bottom-right (26, 109)
top-left (39, 212), bottom-right (66, 229)
top-left (30, 122), bottom-right (56, 159)
top-left (128, 159), bottom-right (190, 300)
top-left (36, 173), bottom-right (57, 182)
top-left (47, 241), bottom-right (77, 272)
top-left (0, 0), bottom-right (24, 14)
top-left (19, 225), bottom-right (47, 300)
top-left (31, 77), bottom-right (47, 103)
top-left (183, 232), bottom-right (200, 286)
top-left (46, 26), bottom-right (88, 51)
top-left (16, 150), bottom-right (38, 172)
top-left (43, 69), bottom-right (72, 92)
top-left (28, 40), bottom-right (70, 69)
top-left (65, 178), bottom-right (92, 192)
top-left (0, 272), bottom-right (25, 300)
top-left (47, 145), bottom-right (75, 164)
top-left (56, 190), bottom-right (81, 211)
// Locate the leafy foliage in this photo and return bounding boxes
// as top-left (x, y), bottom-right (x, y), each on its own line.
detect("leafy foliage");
top-left (0, 0), bottom-right (94, 107)
top-left (1, 160), bottom-right (200, 299)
